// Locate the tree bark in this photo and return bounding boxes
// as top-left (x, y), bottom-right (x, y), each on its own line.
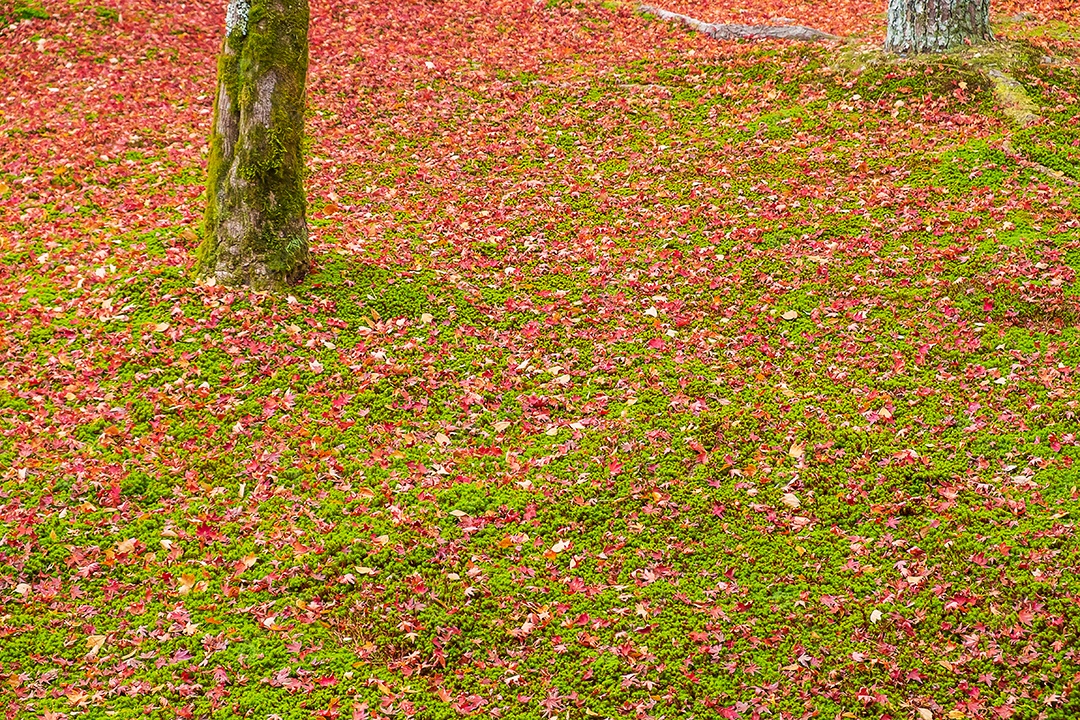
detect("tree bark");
top-left (197, 0), bottom-right (310, 290)
top-left (885, 0), bottom-right (993, 54)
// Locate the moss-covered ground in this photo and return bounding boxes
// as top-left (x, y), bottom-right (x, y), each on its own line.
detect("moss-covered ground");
top-left (2, 0), bottom-right (1080, 718)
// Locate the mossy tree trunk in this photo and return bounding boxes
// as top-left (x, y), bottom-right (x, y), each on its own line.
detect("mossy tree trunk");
top-left (197, 0), bottom-right (310, 290)
top-left (886, 0), bottom-right (993, 54)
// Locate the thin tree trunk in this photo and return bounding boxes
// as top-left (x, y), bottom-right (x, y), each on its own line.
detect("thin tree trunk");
top-left (885, 0), bottom-right (993, 54)
top-left (198, 0), bottom-right (310, 290)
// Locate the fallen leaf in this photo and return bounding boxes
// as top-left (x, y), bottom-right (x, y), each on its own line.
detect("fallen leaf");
top-left (86, 634), bottom-right (106, 658)
top-left (116, 537), bottom-right (137, 554)
top-left (551, 540), bottom-right (571, 553)
top-left (177, 573), bottom-right (197, 595)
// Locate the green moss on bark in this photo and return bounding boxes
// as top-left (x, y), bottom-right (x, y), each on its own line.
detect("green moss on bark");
top-left (197, 0), bottom-right (310, 290)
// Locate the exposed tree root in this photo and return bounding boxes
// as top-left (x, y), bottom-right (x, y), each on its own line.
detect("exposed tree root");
top-left (1000, 140), bottom-right (1078, 186)
top-left (825, 41), bottom-right (1047, 128)
top-left (985, 68), bottom-right (1039, 126)
top-left (637, 4), bottom-right (840, 42)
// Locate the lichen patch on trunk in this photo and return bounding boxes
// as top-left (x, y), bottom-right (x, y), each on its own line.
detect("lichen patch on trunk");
top-left (225, 0), bottom-right (249, 36)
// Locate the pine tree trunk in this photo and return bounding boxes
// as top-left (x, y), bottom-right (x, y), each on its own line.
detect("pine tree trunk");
top-left (886, 0), bottom-right (993, 54)
top-left (198, 0), bottom-right (310, 290)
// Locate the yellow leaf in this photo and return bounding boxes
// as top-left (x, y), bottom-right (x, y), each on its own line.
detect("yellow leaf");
top-left (781, 310), bottom-right (799, 320)
top-left (918, 709), bottom-right (934, 720)
top-left (116, 538), bottom-right (137, 554)
top-left (86, 634), bottom-right (106, 658)
top-left (178, 573), bottom-right (197, 595)
top-left (788, 442), bottom-right (805, 460)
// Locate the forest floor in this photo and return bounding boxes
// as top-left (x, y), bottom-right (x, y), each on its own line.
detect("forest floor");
top-left (3, 0), bottom-right (1080, 718)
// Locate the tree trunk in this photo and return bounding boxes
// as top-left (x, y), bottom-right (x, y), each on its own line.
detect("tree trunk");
top-left (886, 0), bottom-right (993, 54)
top-left (197, 0), bottom-right (310, 290)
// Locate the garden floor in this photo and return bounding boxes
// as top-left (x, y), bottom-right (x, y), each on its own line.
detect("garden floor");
top-left (3, 0), bottom-right (1080, 718)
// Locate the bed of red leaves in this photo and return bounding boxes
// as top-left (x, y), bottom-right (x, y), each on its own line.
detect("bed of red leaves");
top-left (3, 1), bottom-right (1080, 719)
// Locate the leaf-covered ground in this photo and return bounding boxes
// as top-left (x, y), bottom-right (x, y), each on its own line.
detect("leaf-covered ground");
top-left (3, 0), bottom-right (1080, 718)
